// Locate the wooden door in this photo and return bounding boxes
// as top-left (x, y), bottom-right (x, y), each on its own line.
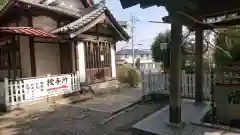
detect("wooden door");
top-left (60, 43), bottom-right (73, 74)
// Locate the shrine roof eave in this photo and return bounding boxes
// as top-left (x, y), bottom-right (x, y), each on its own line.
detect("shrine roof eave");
top-left (120, 0), bottom-right (240, 20)
top-left (161, 16), bottom-right (213, 30)
top-left (162, 15), bottom-right (240, 30)
top-left (119, 0), bottom-right (163, 9)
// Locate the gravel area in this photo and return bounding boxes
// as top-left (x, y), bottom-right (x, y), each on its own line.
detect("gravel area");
top-left (0, 95), bottom-right (168, 135)
top-left (0, 103), bottom-right (109, 135)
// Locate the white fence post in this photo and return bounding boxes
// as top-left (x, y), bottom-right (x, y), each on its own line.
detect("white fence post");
top-left (141, 71), bottom-right (145, 97)
top-left (19, 80), bottom-right (23, 103)
top-left (4, 78), bottom-right (9, 106)
top-left (148, 70), bottom-right (152, 95)
top-left (141, 70), bottom-right (212, 100)
top-left (76, 71), bottom-right (80, 91)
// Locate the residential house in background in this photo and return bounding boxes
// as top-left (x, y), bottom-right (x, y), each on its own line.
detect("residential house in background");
top-left (116, 49), bottom-right (155, 70)
top-left (0, 0), bottom-right (129, 83)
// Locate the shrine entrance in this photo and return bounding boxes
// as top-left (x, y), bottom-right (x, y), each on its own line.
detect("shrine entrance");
top-left (84, 40), bottom-right (112, 82)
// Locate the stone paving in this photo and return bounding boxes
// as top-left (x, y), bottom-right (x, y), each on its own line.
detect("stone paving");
top-left (70, 88), bottom-right (142, 114)
top-left (133, 99), bottom-right (240, 135)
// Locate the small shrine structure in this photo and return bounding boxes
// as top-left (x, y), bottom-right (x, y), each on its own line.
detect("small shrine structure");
top-left (119, 0), bottom-right (240, 126)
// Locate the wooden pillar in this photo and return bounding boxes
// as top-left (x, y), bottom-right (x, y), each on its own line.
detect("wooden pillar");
top-left (12, 36), bottom-right (17, 80)
top-left (6, 41), bottom-right (11, 79)
top-left (169, 12), bottom-right (182, 124)
top-left (28, 16), bottom-right (36, 77)
top-left (29, 37), bottom-right (36, 77)
top-left (195, 28), bottom-right (204, 103)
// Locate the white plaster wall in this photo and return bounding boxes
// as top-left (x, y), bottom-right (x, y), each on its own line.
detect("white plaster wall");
top-left (18, 16), bottom-right (32, 77)
top-left (76, 41), bottom-right (86, 82)
top-left (35, 43), bottom-right (61, 76)
top-left (33, 16), bottom-right (57, 32)
top-left (19, 36), bottom-right (31, 77)
top-left (56, 0), bottom-right (85, 10)
top-left (111, 44), bottom-right (116, 78)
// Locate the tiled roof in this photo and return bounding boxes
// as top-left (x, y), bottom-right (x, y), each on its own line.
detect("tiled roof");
top-left (0, 0), bottom-right (129, 40)
top-left (52, 4), bottom-right (106, 33)
top-left (116, 49), bottom-right (151, 55)
top-left (51, 3), bottom-right (130, 40)
top-left (18, 0), bottom-right (83, 18)
top-left (0, 0), bottom-right (87, 18)
top-left (0, 27), bottom-right (56, 38)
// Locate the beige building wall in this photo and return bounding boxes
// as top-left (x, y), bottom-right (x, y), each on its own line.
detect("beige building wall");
top-left (33, 16), bottom-right (58, 32)
top-left (35, 42), bottom-right (61, 76)
top-left (19, 36), bottom-right (31, 77)
top-left (18, 15), bottom-right (61, 77)
top-left (18, 38), bottom-right (62, 77)
top-left (18, 16), bottom-right (31, 77)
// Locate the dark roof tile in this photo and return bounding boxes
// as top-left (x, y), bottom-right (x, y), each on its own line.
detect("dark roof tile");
top-left (52, 4), bottom-right (106, 33)
top-left (116, 49), bottom-right (150, 55)
top-left (51, 3), bottom-right (130, 40)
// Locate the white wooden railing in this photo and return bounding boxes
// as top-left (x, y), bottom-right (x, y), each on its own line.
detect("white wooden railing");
top-left (1, 71), bottom-right (81, 106)
top-left (141, 70), bottom-right (212, 100)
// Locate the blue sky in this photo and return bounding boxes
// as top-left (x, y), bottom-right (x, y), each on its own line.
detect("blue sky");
top-left (103, 0), bottom-right (171, 50)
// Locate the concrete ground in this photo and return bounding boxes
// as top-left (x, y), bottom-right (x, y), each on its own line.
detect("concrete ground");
top-left (0, 87), bottom-right (169, 135)
top-left (133, 99), bottom-right (240, 135)
top-left (70, 87), bottom-right (142, 114)
top-left (0, 100), bottom-right (168, 135)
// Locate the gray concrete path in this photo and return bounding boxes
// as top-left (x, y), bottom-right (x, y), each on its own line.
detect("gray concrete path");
top-left (133, 99), bottom-right (240, 135)
top-left (69, 88), bottom-right (142, 114)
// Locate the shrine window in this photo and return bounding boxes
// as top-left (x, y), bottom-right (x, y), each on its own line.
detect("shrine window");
top-left (0, 46), bottom-right (8, 69)
top-left (0, 43), bottom-right (21, 70)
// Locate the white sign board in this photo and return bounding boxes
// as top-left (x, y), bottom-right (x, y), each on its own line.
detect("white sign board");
top-left (46, 75), bottom-right (72, 97)
top-left (23, 74), bottom-right (72, 101)
top-left (24, 78), bottom-right (48, 100)
top-left (101, 55), bottom-right (104, 61)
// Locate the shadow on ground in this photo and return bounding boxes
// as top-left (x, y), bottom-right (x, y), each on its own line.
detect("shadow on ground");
top-left (0, 93), bottom-right (169, 135)
top-left (0, 103), bottom-right (109, 135)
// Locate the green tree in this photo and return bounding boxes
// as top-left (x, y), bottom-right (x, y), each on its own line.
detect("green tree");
top-left (151, 29), bottom-right (193, 69)
top-left (151, 29), bottom-right (212, 73)
top-left (151, 30), bottom-right (170, 63)
top-left (0, 0), bottom-right (7, 9)
top-left (214, 28), bottom-right (240, 68)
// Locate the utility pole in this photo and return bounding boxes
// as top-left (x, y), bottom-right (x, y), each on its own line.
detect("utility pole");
top-left (130, 13), bottom-right (139, 67)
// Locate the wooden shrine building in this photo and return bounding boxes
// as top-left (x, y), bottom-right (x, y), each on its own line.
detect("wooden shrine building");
top-left (0, 0), bottom-right (129, 83)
